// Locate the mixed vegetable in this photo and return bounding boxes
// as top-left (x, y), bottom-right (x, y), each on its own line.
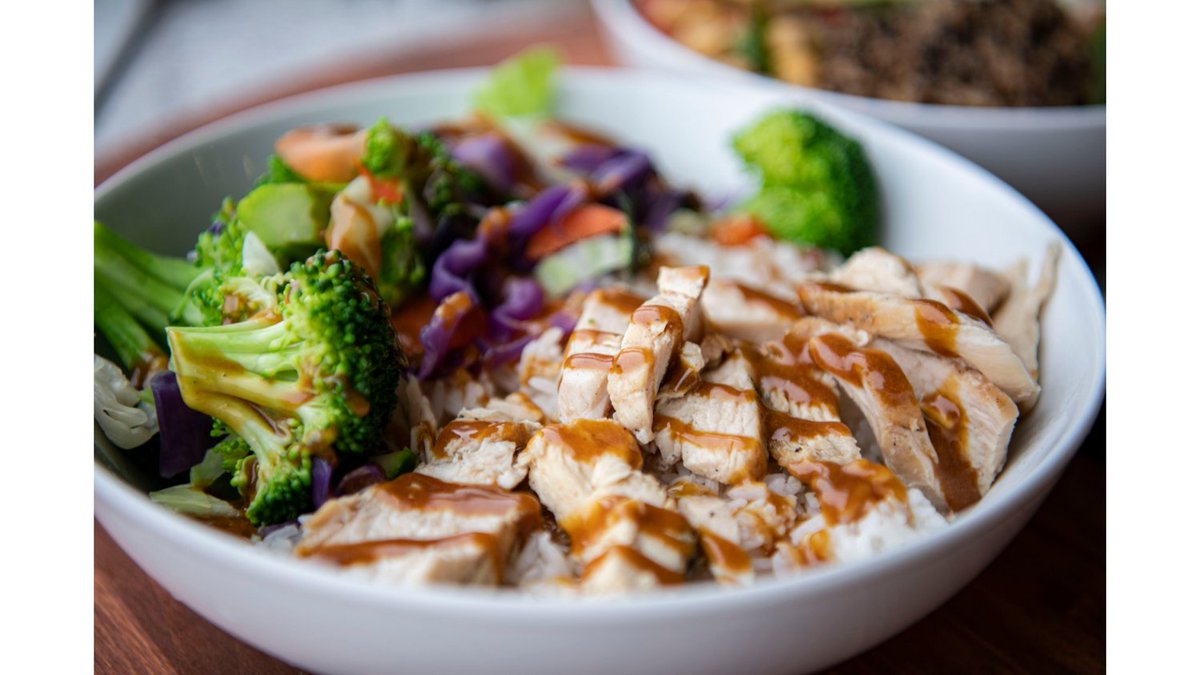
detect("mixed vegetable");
top-left (93, 49), bottom-right (879, 530)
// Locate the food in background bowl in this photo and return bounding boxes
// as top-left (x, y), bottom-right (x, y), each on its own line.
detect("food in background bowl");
top-left (637, 0), bottom-right (1106, 107)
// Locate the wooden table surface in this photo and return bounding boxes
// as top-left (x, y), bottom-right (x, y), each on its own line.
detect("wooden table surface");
top-left (94, 6), bottom-right (1106, 673)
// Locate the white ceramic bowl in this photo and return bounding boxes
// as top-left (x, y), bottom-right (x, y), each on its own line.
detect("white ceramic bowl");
top-left (592, 0), bottom-right (1106, 230)
top-left (94, 67), bottom-right (1105, 675)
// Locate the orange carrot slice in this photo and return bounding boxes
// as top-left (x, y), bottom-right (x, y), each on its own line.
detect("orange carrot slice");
top-left (525, 204), bottom-right (628, 259)
top-left (711, 214), bottom-right (769, 246)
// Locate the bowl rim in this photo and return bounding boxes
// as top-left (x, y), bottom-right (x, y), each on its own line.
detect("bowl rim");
top-left (94, 66), bottom-right (1106, 616)
top-left (591, 0), bottom-right (1107, 132)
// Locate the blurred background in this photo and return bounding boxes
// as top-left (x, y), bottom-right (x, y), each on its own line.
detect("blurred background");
top-left (95, 0), bottom-right (1103, 282)
top-left (95, 0), bottom-right (595, 172)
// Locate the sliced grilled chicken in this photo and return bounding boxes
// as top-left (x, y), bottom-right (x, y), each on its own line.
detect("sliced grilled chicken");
top-left (917, 261), bottom-right (1012, 312)
top-left (557, 288), bottom-right (647, 422)
top-left (795, 282), bottom-right (1040, 407)
top-left (993, 244), bottom-right (1061, 384)
top-left (295, 473), bottom-right (541, 586)
top-left (701, 278), bottom-right (803, 343)
top-left (831, 247), bottom-right (925, 298)
top-left (517, 327), bottom-right (566, 421)
top-left (746, 325), bottom-right (862, 467)
top-left (653, 350), bottom-right (768, 485)
top-left (558, 329), bottom-right (623, 422)
top-left (416, 417), bottom-right (537, 490)
top-left (804, 331), bottom-right (948, 511)
top-left (461, 391), bottom-right (546, 424)
top-left (774, 459), bottom-right (946, 571)
top-left (524, 419), bottom-right (671, 519)
top-left (669, 481), bottom-right (753, 586)
top-left (523, 419), bottom-right (696, 594)
top-left (669, 478), bottom-right (800, 586)
top-left (608, 266), bottom-right (710, 443)
top-left (871, 339), bottom-right (1018, 510)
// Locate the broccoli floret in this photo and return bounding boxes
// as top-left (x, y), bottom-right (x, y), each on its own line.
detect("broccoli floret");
top-left (257, 154), bottom-right (307, 186)
top-left (164, 250), bottom-right (401, 524)
top-left (376, 216), bottom-right (426, 307)
top-left (415, 131), bottom-right (489, 218)
top-left (732, 110), bottom-right (877, 256)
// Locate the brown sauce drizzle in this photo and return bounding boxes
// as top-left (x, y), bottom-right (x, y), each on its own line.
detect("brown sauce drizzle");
top-left (732, 283), bottom-right (803, 320)
top-left (937, 286), bottom-right (992, 326)
top-left (581, 545), bottom-right (685, 585)
top-left (789, 528), bottom-right (832, 567)
top-left (920, 384), bottom-right (982, 511)
top-left (788, 459), bottom-right (909, 525)
top-left (747, 342), bottom-right (840, 415)
top-left (652, 415), bottom-right (764, 481)
top-left (698, 529), bottom-right (753, 578)
top-left (196, 515), bottom-right (257, 539)
top-left (763, 408), bottom-right (852, 444)
top-left (564, 352), bottom-right (614, 371)
top-left (129, 353), bottom-right (168, 389)
top-left (374, 473), bottom-right (542, 521)
top-left (611, 346), bottom-right (651, 377)
top-left (667, 480), bottom-right (717, 499)
top-left (808, 334), bottom-right (915, 407)
top-left (660, 358), bottom-right (700, 395)
top-left (631, 303), bottom-right (684, 340)
top-left (303, 532), bottom-right (499, 568)
top-left (912, 299), bottom-right (960, 357)
top-left (807, 280), bottom-right (855, 294)
top-left (563, 495), bottom-right (693, 561)
top-left (390, 294), bottom-right (439, 358)
top-left (594, 288), bottom-right (647, 317)
top-left (538, 419), bottom-right (644, 468)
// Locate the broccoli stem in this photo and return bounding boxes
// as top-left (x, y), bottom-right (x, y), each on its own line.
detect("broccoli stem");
top-left (94, 282), bottom-right (168, 382)
top-left (167, 318), bottom-right (313, 415)
top-left (93, 221), bottom-right (205, 332)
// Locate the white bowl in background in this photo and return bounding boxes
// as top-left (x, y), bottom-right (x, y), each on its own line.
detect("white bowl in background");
top-left (592, 0), bottom-right (1106, 231)
top-left (94, 67), bottom-right (1105, 675)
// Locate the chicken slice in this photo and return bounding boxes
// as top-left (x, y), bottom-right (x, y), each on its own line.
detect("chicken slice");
top-left (669, 482), bottom-right (753, 586)
top-left (608, 266), bottom-right (710, 443)
top-left (575, 287), bottom-right (647, 334)
top-left (517, 327), bottom-right (565, 420)
top-left (524, 419), bottom-right (670, 518)
top-left (295, 473), bottom-right (542, 586)
top-left (743, 327), bottom-right (862, 468)
top-left (804, 331), bottom-right (947, 511)
top-left (774, 459), bottom-right (947, 571)
top-left (993, 244), bottom-right (1061, 383)
top-left (831, 247), bottom-right (925, 298)
top-left (653, 350), bottom-right (767, 485)
top-left (556, 288), bottom-right (647, 422)
top-left (523, 419), bottom-right (696, 593)
top-left (558, 329), bottom-right (623, 422)
top-left (669, 477), bottom-right (800, 584)
top-left (795, 282), bottom-right (1040, 407)
top-left (701, 278), bottom-right (802, 343)
top-left (570, 496), bottom-right (696, 594)
top-left (916, 261), bottom-right (1012, 312)
top-left (872, 339), bottom-right (1018, 510)
top-left (415, 417), bottom-right (537, 490)
top-left (461, 391), bottom-right (545, 424)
